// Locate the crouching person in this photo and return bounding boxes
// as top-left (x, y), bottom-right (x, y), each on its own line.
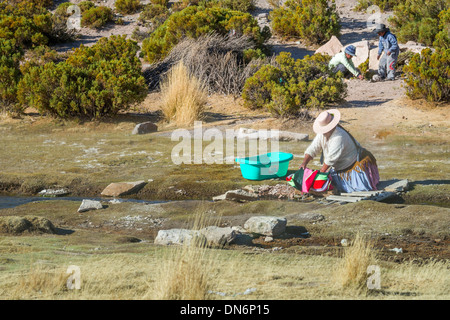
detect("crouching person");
top-left (300, 109), bottom-right (380, 193)
top-left (329, 45), bottom-right (364, 80)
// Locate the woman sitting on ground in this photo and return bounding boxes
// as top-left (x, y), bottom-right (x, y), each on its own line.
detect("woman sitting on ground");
top-left (299, 109), bottom-right (379, 193)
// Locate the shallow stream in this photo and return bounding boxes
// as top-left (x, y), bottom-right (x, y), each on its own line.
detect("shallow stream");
top-left (0, 195), bottom-right (165, 210)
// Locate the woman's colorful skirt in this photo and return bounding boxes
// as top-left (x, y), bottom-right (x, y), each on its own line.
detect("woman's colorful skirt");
top-left (330, 154), bottom-right (380, 193)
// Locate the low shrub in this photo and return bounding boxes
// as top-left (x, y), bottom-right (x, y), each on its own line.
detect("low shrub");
top-left (29, 0), bottom-right (54, 8)
top-left (389, 0), bottom-right (448, 47)
top-left (17, 35), bottom-right (148, 119)
top-left (131, 26), bottom-right (152, 42)
top-left (242, 52), bottom-right (347, 117)
top-left (0, 38), bottom-right (23, 113)
top-left (115, 0), bottom-right (142, 15)
top-left (433, 8), bottom-right (449, 49)
top-left (81, 5), bottom-right (114, 29)
top-left (358, 58), bottom-right (374, 80)
top-left (138, 4), bottom-right (170, 31)
top-left (19, 45), bottom-right (64, 74)
top-left (150, 0), bottom-right (169, 6)
top-left (403, 48), bottom-right (449, 103)
top-left (206, 0), bottom-right (256, 12)
top-left (270, 0), bottom-right (340, 45)
top-left (54, 0), bottom-right (94, 16)
top-left (141, 5), bottom-right (271, 63)
top-left (0, 0), bottom-right (53, 47)
top-left (354, 0), bottom-right (401, 12)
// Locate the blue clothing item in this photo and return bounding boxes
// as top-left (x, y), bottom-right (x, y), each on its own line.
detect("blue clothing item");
top-left (379, 50), bottom-right (398, 80)
top-left (378, 31), bottom-right (399, 56)
top-left (330, 168), bottom-right (373, 193)
top-left (345, 45), bottom-right (356, 56)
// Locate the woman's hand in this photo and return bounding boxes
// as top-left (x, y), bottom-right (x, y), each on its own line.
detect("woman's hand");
top-left (300, 154), bottom-right (313, 169)
top-left (320, 163), bottom-right (330, 173)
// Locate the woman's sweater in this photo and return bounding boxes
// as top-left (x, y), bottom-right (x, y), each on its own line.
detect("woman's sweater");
top-left (304, 126), bottom-right (359, 171)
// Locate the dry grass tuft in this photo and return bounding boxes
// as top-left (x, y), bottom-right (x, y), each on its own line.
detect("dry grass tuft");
top-left (160, 61), bottom-right (208, 126)
top-left (149, 208), bottom-right (219, 300)
top-left (10, 265), bottom-right (68, 299)
top-left (334, 232), bottom-right (377, 291)
top-left (144, 33), bottom-right (275, 96)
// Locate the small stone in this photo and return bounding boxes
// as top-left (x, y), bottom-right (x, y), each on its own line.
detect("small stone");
top-left (315, 36), bottom-right (343, 57)
top-left (224, 189), bottom-right (258, 202)
top-left (78, 200), bottom-right (103, 213)
top-left (101, 181), bottom-right (147, 197)
top-left (341, 239), bottom-right (349, 247)
top-left (132, 122), bottom-right (158, 135)
top-left (244, 216), bottom-right (287, 237)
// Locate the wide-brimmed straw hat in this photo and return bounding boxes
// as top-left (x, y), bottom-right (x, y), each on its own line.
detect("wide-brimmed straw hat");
top-left (313, 109), bottom-right (341, 134)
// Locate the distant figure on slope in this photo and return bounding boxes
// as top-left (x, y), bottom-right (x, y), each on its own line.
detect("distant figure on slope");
top-left (328, 45), bottom-right (364, 80)
top-left (372, 24), bottom-right (399, 81)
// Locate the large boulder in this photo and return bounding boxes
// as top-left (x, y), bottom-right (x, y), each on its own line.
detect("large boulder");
top-left (349, 40), bottom-right (370, 68)
top-left (101, 181), bottom-right (147, 197)
top-left (199, 226), bottom-right (237, 248)
top-left (315, 36), bottom-right (343, 57)
top-left (369, 48), bottom-right (382, 72)
top-left (154, 229), bottom-right (207, 246)
top-left (243, 216), bottom-right (287, 237)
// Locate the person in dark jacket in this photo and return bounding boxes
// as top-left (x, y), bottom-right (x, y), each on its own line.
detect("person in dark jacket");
top-left (373, 24), bottom-right (399, 81)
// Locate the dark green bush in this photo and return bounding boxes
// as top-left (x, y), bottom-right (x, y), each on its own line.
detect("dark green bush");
top-left (78, 1), bottom-right (96, 12)
top-left (389, 0), bottom-right (448, 47)
top-left (242, 52), bottom-right (347, 117)
top-left (0, 38), bottom-right (23, 113)
top-left (403, 48), bottom-right (449, 102)
top-left (433, 8), bottom-right (449, 49)
top-left (150, 0), bottom-right (169, 5)
top-left (17, 35), bottom-right (148, 119)
top-left (0, 0), bottom-right (53, 47)
top-left (29, 0), bottom-right (54, 8)
top-left (354, 0), bottom-right (402, 12)
top-left (138, 4), bottom-right (170, 31)
top-left (19, 45), bottom-right (64, 74)
top-left (270, 0), bottom-right (340, 45)
top-left (81, 5), bottom-right (114, 29)
top-left (201, 0), bottom-right (255, 12)
top-left (54, 1), bottom-right (94, 16)
top-left (115, 0), bottom-right (142, 15)
top-left (141, 5), bottom-right (270, 63)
